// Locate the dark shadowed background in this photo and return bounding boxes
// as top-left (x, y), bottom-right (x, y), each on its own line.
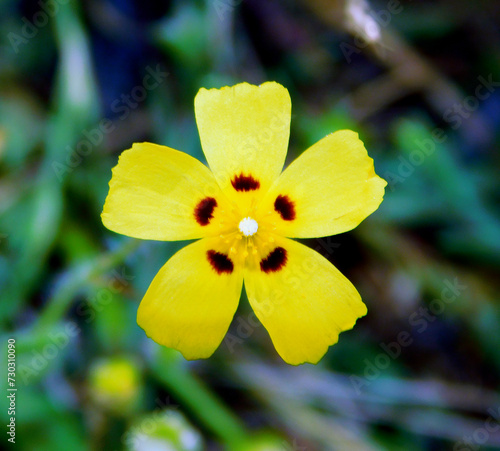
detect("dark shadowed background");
top-left (1, 0), bottom-right (500, 449)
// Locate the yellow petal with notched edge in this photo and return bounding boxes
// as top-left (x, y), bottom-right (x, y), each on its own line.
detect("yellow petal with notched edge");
top-left (137, 237), bottom-right (243, 359)
top-left (258, 130), bottom-right (386, 238)
top-left (244, 235), bottom-right (367, 365)
top-left (102, 142), bottom-right (229, 241)
top-left (194, 82), bottom-right (291, 204)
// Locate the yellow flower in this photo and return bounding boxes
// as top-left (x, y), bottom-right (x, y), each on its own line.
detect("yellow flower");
top-left (102, 82), bottom-right (386, 365)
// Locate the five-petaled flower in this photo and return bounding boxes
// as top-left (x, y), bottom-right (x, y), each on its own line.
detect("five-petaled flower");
top-left (102, 82), bottom-right (386, 365)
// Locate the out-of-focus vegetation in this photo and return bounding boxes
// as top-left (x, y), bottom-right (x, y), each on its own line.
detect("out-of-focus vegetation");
top-left (1, 0), bottom-right (500, 449)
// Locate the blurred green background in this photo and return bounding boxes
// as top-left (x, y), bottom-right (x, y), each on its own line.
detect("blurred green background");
top-left (1, 0), bottom-right (500, 449)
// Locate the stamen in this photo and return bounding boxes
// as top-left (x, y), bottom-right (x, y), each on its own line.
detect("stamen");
top-left (239, 217), bottom-right (258, 237)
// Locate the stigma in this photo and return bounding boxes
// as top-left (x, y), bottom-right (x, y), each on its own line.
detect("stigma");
top-left (238, 217), bottom-right (258, 237)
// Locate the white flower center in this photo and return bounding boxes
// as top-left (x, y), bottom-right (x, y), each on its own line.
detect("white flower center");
top-left (238, 217), bottom-right (258, 237)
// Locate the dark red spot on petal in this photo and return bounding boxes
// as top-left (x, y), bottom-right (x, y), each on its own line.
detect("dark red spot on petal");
top-left (260, 247), bottom-right (287, 273)
top-left (274, 195), bottom-right (296, 221)
top-left (207, 250), bottom-right (234, 274)
top-left (231, 173), bottom-right (260, 191)
top-left (194, 197), bottom-right (217, 226)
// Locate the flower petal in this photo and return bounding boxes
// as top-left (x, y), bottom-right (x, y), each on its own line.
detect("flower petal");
top-left (258, 130), bottom-right (386, 238)
top-left (194, 82), bottom-right (291, 203)
top-left (137, 237), bottom-right (243, 360)
top-left (102, 143), bottom-right (230, 241)
top-left (244, 236), bottom-right (366, 365)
